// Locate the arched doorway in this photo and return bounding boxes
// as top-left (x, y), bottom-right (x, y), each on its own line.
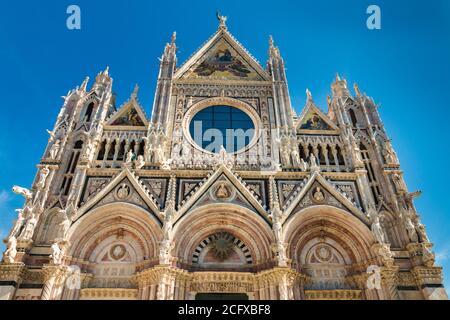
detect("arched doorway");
top-left (65, 203), bottom-right (162, 299)
top-left (284, 205), bottom-right (378, 300)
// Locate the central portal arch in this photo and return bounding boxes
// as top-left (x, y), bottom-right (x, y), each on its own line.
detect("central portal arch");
top-left (173, 204), bottom-right (274, 272)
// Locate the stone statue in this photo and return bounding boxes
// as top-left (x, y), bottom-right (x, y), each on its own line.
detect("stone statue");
top-left (50, 242), bottom-right (64, 265)
top-left (135, 155), bottom-right (145, 170)
top-left (216, 12), bottom-right (227, 27)
top-left (49, 139), bottom-right (61, 159)
top-left (414, 220), bottom-right (430, 243)
top-left (182, 142), bottom-right (192, 160)
top-left (56, 209), bottom-right (72, 240)
top-left (403, 210), bottom-right (418, 243)
top-left (3, 236), bottom-right (17, 264)
top-left (352, 140), bottom-right (364, 167)
top-left (82, 139), bottom-right (95, 160)
top-left (272, 242), bottom-right (288, 267)
top-left (422, 245), bottom-right (435, 268)
top-left (36, 167), bottom-right (50, 190)
top-left (383, 140), bottom-right (399, 165)
top-left (125, 149), bottom-right (134, 164)
top-left (159, 240), bottom-right (173, 265)
top-left (291, 149), bottom-right (301, 167)
top-left (8, 208), bottom-right (28, 239)
top-left (155, 145), bottom-right (165, 164)
top-left (309, 153), bottom-right (319, 172)
top-left (172, 142), bottom-right (182, 160)
top-left (162, 202), bottom-right (175, 241)
top-left (281, 148), bottom-right (291, 166)
top-left (300, 158), bottom-right (309, 172)
top-left (20, 213), bottom-right (38, 240)
top-left (369, 209), bottom-right (386, 244)
top-left (12, 186), bottom-right (33, 206)
top-left (142, 137), bottom-right (152, 162)
top-left (392, 173), bottom-right (406, 193)
top-left (271, 206), bottom-right (283, 243)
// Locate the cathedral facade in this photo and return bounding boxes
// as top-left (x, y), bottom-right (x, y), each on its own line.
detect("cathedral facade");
top-left (0, 17), bottom-right (447, 300)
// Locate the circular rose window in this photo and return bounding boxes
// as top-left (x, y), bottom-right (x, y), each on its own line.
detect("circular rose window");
top-left (189, 105), bottom-right (255, 153)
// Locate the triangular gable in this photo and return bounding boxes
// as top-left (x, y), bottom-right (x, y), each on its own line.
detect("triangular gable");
top-left (175, 165), bottom-right (269, 223)
top-left (106, 99), bottom-right (148, 128)
top-left (175, 28), bottom-right (270, 81)
top-left (140, 178), bottom-right (169, 210)
top-left (74, 169), bottom-right (162, 224)
top-left (277, 179), bottom-right (308, 210)
top-left (282, 172), bottom-right (368, 225)
top-left (296, 102), bottom-right (340, 134)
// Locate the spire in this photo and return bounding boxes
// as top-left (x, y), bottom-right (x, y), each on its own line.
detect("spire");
top-left (171, 31), bottom-right (177, 45)
top-left (306, 88), bottom-right (313, 103)
top-left (268, 35), bottom-right (281, 59)
top-left (269, 35), bottom-right (274, 48)
top-left (95, 66), bottom-right (111, 83)
top-left (331, 73), bottom-right (350, 98)
top-left (216, 12), bottom-right (228, 29)
top-left (131, 84), bottom-right (139, 100)
top-left (80, 76), bottom-right (89, 92)
top-left (354, 83), bottom-right (362, 97)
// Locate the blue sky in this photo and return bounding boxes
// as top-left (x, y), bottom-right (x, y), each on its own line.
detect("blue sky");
top-left (0, 0), bottom-right (449, 288)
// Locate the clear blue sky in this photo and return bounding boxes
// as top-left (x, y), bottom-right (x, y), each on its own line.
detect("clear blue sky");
top-left (0, 1), bottom-right (449, 288)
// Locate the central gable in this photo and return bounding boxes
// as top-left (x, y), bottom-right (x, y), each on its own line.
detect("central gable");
top-left (175, 29), bottom-right (270, 82)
